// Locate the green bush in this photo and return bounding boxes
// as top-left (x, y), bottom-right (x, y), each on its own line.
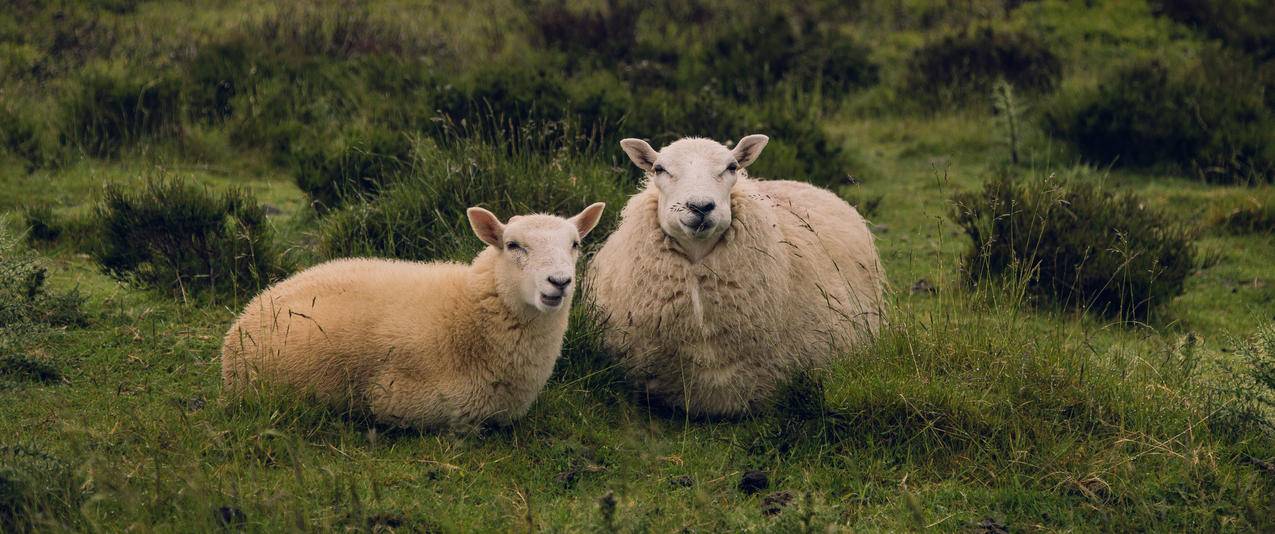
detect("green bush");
top-left (698, 9), bottom-right (878, 101)
top-left (1153, 0), bottom-right (1275, 60)
top-left (1044, 52), bottom-right (1275, 183)
top-left (185, 42), bottom-right (254, 123)
top-left (1212, 196), bottom-right (1275, 234)
top-left (1212, 325), bottom-right (1275, 435)
top-left (92, 175), bottom-right (289, 302)
top-left (951, 173), bottom-right (1195, 319)
top-left (0, 445), bottom-right (83, 533)
top-left (61, 64), bottom-right (182, 158)
top-left (0, 231), bottom-right (86, 331)
top-left (904, 26), bottom-right (1061, 109)
top-left (291, 125), bottom-right (414, 212)
top-left (21, 205), bottom-right (61, 243)
top-left (319, 138), bottom-right (629, 262)
top-left (0, 104), bottom-right (60, 169)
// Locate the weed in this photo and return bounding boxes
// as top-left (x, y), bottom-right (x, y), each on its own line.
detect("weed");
top-left (951, 172), bottom-right (1195, 318)
top-left (905, 25), bottom-right (1061, 109)
top-left (92, 173), bottom-right (289, 302)
top-left (60, 63), bottom-right (182, 158)
top-left (1044, 50), bottom-right (1275, 183)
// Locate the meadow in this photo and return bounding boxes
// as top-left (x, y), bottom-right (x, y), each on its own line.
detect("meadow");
top-left (2, 0), bottom-right (1274, 531)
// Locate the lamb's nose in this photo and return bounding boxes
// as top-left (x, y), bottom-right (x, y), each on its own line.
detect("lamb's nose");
top-left (547, 275), bottom-right (572, 289)
top-left (686, 200), bottom-right (716, 215)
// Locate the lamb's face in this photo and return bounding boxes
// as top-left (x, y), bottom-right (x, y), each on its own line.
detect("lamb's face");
top-left (467, 204), bottom-right (606, 313)
top-left (620, 135), bottom-right (769, 262)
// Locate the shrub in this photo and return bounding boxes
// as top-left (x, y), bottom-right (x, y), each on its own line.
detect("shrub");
top-left (526, 0), bottom-right (646, 66)
top-left (699, 9), bottom-right (878, 101)
top-left (0, 445), bottom-right (83, 533)
top-left (291, 125), bottom-right (414, 212)
top-left (1153, 0), bottom-right (1275, 61)
top-left (21, 205), bottom-right (61, 243)
top-left (92, 175), bottom-right (288, 302)
top-left (1212, 325), bottom-right (1275, 435)
top-left (60, 64), bottom-right (182, 158)
top-left (1044, 52), bottom-right (1275, 183)
top-left (1212, 196), bottom-right (1275, 234)
top-left (185, 42), bottom-right (254, 123)
top-left (248, 0), bottom-right (440, 59)
top-left (0, 231), bottom-right (87, 332)
top-left (904, 26), bottom-right (1061, 109)
top-left (0, 104), bottom-right (60, 169)
top-left (318, 138), bottom-right (629, 262)
top-left (951, 173), bottom-right (1195, 319)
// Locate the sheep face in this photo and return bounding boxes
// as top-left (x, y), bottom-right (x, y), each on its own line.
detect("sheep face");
top-left (467, 203), bottom-right (606, 313)
top-left (620, 135), bottom-right (769, 262)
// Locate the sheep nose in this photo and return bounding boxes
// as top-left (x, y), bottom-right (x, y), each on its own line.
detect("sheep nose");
top-left (686, 199), bottom-right (716, 215)
top-left (547, 275), bottom-right (572, 289)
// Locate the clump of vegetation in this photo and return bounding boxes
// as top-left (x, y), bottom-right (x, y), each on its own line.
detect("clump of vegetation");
top-left (905, 26), bottom-right (1062, 109)
top-left (21, 205), bottom-right (61, 243)
top-left (0, 104), bottom-right (61, 170)
top-left (0, 355), bottom-right (62, 386)
top-left (60, 64), bottom-right (182, 158)
top-left (1212, 195), bottom-right (1275, 234)
top-left (92, 175), bottom-right (289, 302)
top-left (0, 445), bottom-right (84, 532)
top-left (1153, 0), bottom-right (1275, 60)
top-left (291, 125), bottom-right (415, 211)
top-left (951, 173), bottom-right (1195, 319)
top-left (1212, 325), bottom-right (1275, 435)
top-left (1044, 51), bottom-right (1275, 183)
top-left (0, 231), bottom-right (86, 332)
top-left (319, 138), bottom-right (628, 261)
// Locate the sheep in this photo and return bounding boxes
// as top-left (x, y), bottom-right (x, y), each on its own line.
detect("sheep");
top-left (586, 135), bottom-right (885, 417)
top-left (221, 202), bottom-right (606, 430)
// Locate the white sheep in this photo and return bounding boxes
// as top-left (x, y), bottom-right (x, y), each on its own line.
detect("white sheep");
top-left (586, 135), bottom-right (885, 417)
top-left (221, 203), bottom-right (606, 430)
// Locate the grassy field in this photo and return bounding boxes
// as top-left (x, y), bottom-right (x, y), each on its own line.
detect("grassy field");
top-left (2, 0), bottom-right (1274, 531)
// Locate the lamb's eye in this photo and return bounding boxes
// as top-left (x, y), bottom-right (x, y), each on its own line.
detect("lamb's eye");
top-left (505, 241), bottom-right (523, 251)
top-left (726, 162), bottom-right (739, 172)
top-left (652, 165), bottom-right (667, 175)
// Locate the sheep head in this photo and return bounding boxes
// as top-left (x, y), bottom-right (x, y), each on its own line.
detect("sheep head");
top-left (468, 203), bottom-right (606, 313)
top-left (620, 135), bottom-right (768, 262)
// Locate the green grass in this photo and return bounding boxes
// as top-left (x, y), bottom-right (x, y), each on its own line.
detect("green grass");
top-left (2, 0), bottom-right (1274, 531)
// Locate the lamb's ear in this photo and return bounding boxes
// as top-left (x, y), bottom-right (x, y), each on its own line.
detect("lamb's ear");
top-left (466, 207), bottom-right (504, 248)
top-left (569, 202), bottom-right (606, 239)
top-left (619, 138), bottom-right (658, 171)
top-left (732, 134), bottom-right (769, 168)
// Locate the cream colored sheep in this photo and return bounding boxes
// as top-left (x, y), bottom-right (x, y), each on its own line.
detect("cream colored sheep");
top-left (221, 203), bottom-right (606, 430)
top-left (587, 135), bottom-right (885, 417)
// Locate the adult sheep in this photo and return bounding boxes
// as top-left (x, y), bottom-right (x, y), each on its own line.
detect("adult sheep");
top-left (586, 135), bottom-right (885, 417)
top-left (222, 203), bottom-right (606, 430)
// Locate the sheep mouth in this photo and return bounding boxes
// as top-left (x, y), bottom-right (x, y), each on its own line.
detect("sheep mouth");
top-left (680, 217), bottom-right (717, 237)
top-left (539, 293), bottom-right (564, 308)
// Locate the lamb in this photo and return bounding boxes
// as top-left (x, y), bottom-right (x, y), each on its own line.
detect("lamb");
top-left (221, 202), bottom-right (606, 430)
top-left (586, 134), bottom-right (885, 417)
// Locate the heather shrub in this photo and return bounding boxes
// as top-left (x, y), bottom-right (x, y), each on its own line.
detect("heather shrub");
top-left (1044, 52), bottom-right (1275, 183)
top-left (904, 26), bottom-right (1061, 109)
top-left (318, 138), bottom-right (629, 262)
top-left (1211, 194), bottom-right (1275, 234)
top-left (60, 64), bottom-right (182, 158)
top-left (291, 125), bottom-right (414, 212)
top-left (0, 104), bottom-right (61, 169)
top-left (92, 175), bottom-right (289, 302)
top-left (952, 173), bottom-right (1195, 319)
top-left (1153, 0), bottom-right (1275, 60)
top-left (0, 446), bottom-right (83, 533)
top-left (185, 42), bottom-right (254, 123)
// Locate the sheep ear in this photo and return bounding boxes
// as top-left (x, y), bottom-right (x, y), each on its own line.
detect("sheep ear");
top-left (732, 134), bottom-right (769, 168)
top-left (569, 202), bottom-right (606, 239)
top-left (619, 138), bottom-right (658, 171)
top-left (466, 207), bottom-right (504, 248)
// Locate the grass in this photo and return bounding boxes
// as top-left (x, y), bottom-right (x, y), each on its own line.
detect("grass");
top-left (2, 0), bottom-right (1274, 531)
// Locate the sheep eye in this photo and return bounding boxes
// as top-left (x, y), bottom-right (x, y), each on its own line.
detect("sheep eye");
top-left (652, 165), bottom-right (667, 175)
top-left (726, 162), bottom-right (739, 172)
top-left (505, 241), bottom-right (523, 251)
